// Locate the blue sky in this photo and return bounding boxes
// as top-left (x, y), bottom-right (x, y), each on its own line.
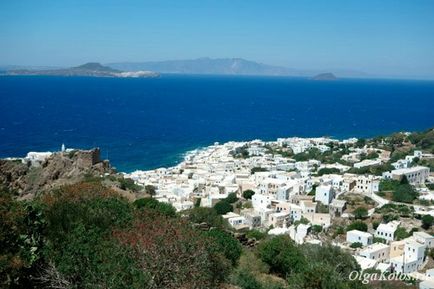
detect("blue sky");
top-left (1, 0), bottom-right (434, 78)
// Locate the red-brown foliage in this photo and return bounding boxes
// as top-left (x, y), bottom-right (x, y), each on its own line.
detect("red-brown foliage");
top-left (113, 210), bottom-right (230, 289)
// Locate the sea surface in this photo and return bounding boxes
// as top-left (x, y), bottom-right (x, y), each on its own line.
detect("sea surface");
top-left (0, 75), bottom-right (433, 172)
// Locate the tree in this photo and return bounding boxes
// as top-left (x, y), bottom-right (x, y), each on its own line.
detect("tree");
top-left (257, 235), bottom-right (306, 276)
top-left (422, 215), bottom-right (434, 230)
top-left (392, 184), bottom-right (418, 203)
top-left (347, 221), bottom-right (368, 232)
top-left (317, 167), bottom-right (340, 176)
top-left (243, 190), bottom-right (256, 200)
top-left (225, 192), bottom-right (239, 204)
top-left (144, 185), bottom-right (157, 197)
top-left (186, 207), bottom-right (227, 229)
top-left (353, 207), bottom-right (368, 219)
top-left (394, 227), bottom-right (409, 240)
top-left (214, 200), bottom-right (233, 215)
top-left (205, 229), bottom-right (242, 266)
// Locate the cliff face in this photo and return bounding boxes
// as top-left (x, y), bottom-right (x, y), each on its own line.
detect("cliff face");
top-left (0, 148), bottom-right (114, 199)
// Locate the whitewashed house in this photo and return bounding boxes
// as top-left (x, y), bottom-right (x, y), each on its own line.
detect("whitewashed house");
top-left (315, 185), bottom-right (335, 205)
top-left (413, 231), bottom-right (434, 248)
top-left (375, 221), bottom-right (400, 242)
top-left (383, 166), bottom-right (430, 185)
top-left (358, 243), bottom-right (390, 262)
top-left (347, 230), bottom-right (373, 246)
top-left (355, 175), bottom-right (380, 194)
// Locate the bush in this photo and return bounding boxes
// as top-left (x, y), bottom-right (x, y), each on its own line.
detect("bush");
top-left (422, 215), bottom-right (434, 230)
top-left (379, 179), bottom-right (400, 191)
top-left (394, 227), bottom-right (409, 240)
top-left (347, 221), bottom-right (368, 232)
top-left (353, 207), bottom-right (368, 219)
top-left (257, 236), bottom-right (306, 276)
top-left (119, 177), bottom-right (142, 192)
top-left (287, 244), bottom-right (363, 289)
top-left (0, 188), bottom-right (45, 288)
top-left (214, 200), bottom-right (233, 215)
top-left (114, 211), bottom-right (230, 289)
top-left (392, 184), bottom-right (418, 203)
top-left (225, 192), bottom-right (239, 204)
top-left (144, 185), bottom-right (157, 196)
top-left (246, 229), bottom-right (267, 240)
top-left (243, 190), bottom-right (256, 200)
top-left (350, 242), bottom-right (363, 248)
top-left (133, 197), bottom-right (177, 217)
top-left (311, 225), bottom-right (323, 234)
top-left (372, 221), bottom-right (380, 230)
top-left (205, 229), bottom-right (242, 266)
top-left (186, 207), bottom-right (228, 229)
top-left (317, 167), bottom-right (340, 176)
top-left (231, 269), bottom-right (263, 289)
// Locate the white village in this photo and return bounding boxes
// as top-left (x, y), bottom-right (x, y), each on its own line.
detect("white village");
top-left (124, 135), bottom-right (434, 288)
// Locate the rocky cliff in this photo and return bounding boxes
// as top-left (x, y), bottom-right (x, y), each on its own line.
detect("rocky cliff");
top-left (0, 148), bottom-right (114, 199)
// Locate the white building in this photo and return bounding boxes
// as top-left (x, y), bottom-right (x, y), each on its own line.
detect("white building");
top-left (390, 238), bottom-right (426, 273)
top-left (347, 230), bottom-right (373, 246)
top-left (353, 159), bottom-right (382, 169)
top-left (413, 231), bottom-right (434, 249)
top-left (252, 194), bottom-right (273, 211)
top-left (375, 221), bottom-right (400, 242)
top-left (315, 185), bottom-right (335, 205)
top-left (383, 166), bottom-right (430, 185)
top-left (354, 175), bottom-right (380, 194)
top-left (358, 243), bottom-right (390, 262)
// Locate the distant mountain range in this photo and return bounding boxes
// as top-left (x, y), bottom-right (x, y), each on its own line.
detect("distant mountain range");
top-left (0, 58), bottom-right (369, 78)
top-left (108, 57), bottom-right (369, 78)
top-left (1, 63), bottom-right (159, 78)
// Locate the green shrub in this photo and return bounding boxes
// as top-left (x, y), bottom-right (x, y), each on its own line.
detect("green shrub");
top-left (422, 215), bottom-right (434, 229)
top-left (353, 207), bottom-right (368, 219)
top-left (257, 236), bottom-right (306, 276)
top-left (243, 190), bottom-right (256, 200)
top-left (214, 200), bottom-right (233, 215)
top-left (246, 229), bottom-right (267, 240)
top-left (133, 197), bottom-right (177, 217)
top-left (205, 229), bottom-right (242, 266)
top-left (186, 207), bottom-right (228, 229)
top-left (350, 242), bottom-right (363, 248)
top-left (347, 221), bottom-right (368, 232)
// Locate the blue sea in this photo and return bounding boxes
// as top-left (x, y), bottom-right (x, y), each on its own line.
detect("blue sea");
top-left (0, 75), bottom-right (433, 172)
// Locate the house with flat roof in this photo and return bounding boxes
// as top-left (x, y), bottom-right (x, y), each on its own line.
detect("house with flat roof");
top-left (383, 166), bottom-right (430, 185)
top-left (347, 230), bottom-right (373, 246)
top-left (375, 221), bottom-right (400, 242)
top-left (358, 243), bottom-right (390, 262)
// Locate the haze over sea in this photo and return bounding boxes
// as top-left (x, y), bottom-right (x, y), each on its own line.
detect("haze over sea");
top-left (1, 75), bottom-right (433, 172)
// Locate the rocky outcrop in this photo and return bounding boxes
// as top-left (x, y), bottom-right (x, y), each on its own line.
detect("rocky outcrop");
top-left (0, 148), bottom-right (114, 199)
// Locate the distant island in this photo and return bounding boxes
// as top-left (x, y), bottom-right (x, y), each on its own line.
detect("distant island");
top-left (108, 57), bottom-right (365, 78)
top-left (1, 62), bottom-right (160, 78)
top-left (312, 72), bottom-right (337, 80)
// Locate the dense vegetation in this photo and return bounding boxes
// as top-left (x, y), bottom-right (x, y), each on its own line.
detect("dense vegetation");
top-left (378, 178), bottom-right (419, 203)
top-left (0, 182), bottom-right (234, 289)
